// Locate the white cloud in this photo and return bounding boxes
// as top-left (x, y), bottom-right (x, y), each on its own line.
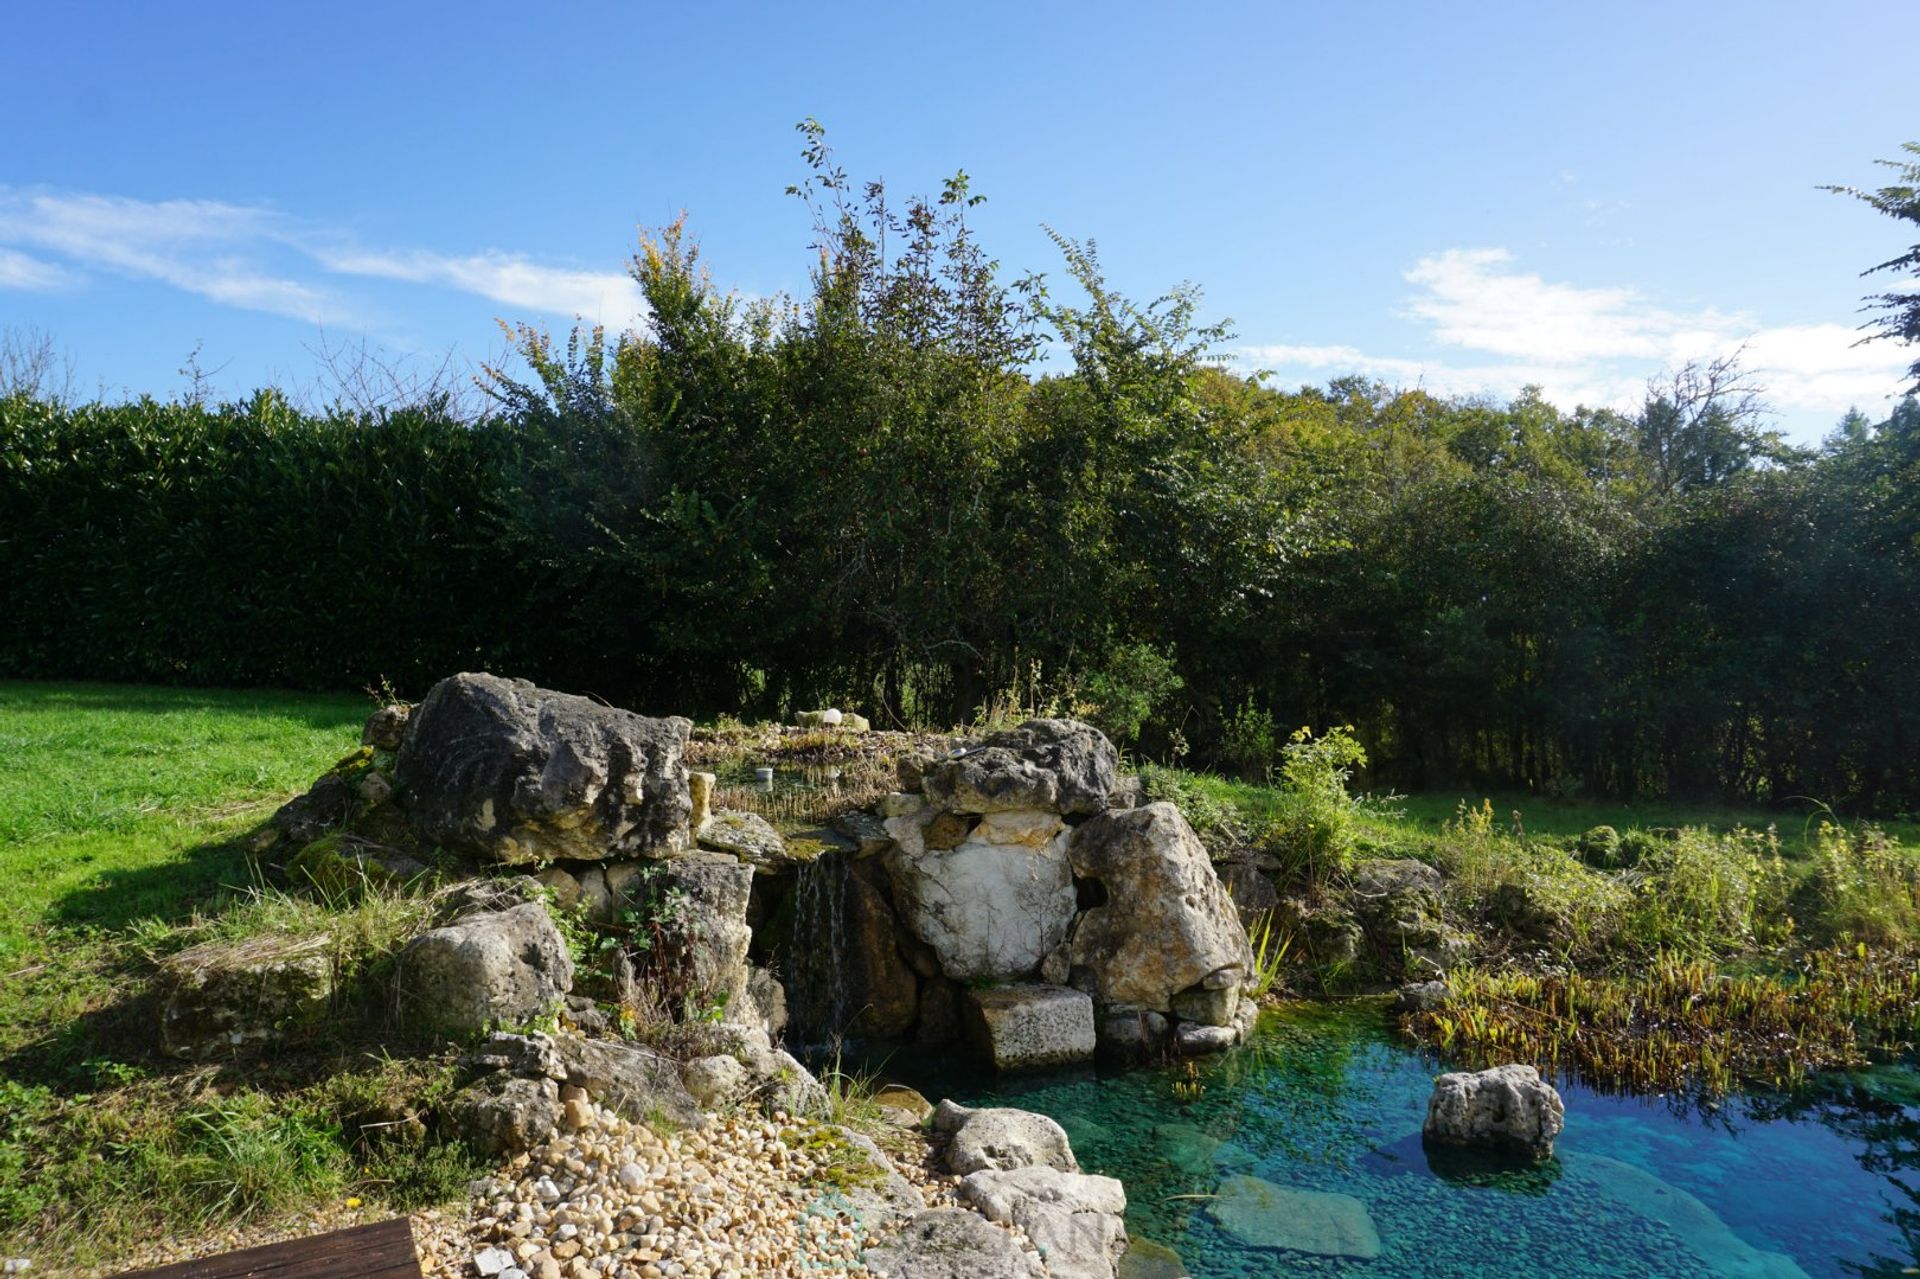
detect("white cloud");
top-left (0, 248), bottom-right (71, 291)
top-left (1241, 248), bottom-right (1913, 427)
top-left (311, 246), bottom-right (646, 326)
top-left (0, 186), bottom-right (647, 329)
top-left (0, 191), bottom-right (355, 324)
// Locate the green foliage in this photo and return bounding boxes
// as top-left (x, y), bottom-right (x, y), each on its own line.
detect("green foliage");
top-left (1080, 642), bottom-right (1183, 746)
top-left (1219, 696), bottom-right (1279, 780)
top-left (1618, 827), bottom-right (1793, 958)
top-left (1825, 141), bottom-right (1920, 393)
top-left (4, 129), bottom-right (1920, 813)
top-left (1804, 819), bottom-right (1920, 947)
top-left (1257, 726), bottom-right (1373, 886)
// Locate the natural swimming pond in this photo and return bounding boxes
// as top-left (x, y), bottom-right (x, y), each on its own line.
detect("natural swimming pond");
top-left (900, 1002), bottom-right (1920, 1279)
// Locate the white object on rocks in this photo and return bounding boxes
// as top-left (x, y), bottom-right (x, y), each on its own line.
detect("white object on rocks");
top-left (754, 766), bottom-right (775, 783)
top-left (1424, 1062), bottom-right (1566, 1159)
top-left (823, 708), bottom-right (844, 725)
top-left (967, 984), bottom-right (1096, 1070)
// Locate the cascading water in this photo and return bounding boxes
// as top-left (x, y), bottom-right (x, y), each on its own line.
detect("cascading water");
top-left (785, 849), bottom-right (854, 1053)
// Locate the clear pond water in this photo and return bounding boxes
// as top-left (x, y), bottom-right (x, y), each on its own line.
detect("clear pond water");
top-left (899, 1002), bottom-right (1920, 1279)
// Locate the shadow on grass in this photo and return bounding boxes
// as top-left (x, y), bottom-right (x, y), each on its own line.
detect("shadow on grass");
top-left (0, 678), bottom-right (368, 734)
top-left (51, 825), bottom-right (278, 935)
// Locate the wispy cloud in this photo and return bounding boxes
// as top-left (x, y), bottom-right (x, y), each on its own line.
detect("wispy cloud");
top-left (309, 246), bottom-right (646, 326)
top-left (1241, 247), bottom-right (1912, 426)
top-left (0, 186), bottom-right (647, 329)
top-left (0, 247), bottom-right (72, 292)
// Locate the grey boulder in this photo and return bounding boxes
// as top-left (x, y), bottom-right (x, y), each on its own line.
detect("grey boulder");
top-left (396, 672), bottom-right (693, 864)
top-left (1424, 1062), bottom-right (1565, 1159)
top-left (935, 1100), bottom-right (1079, 1175)
top-left (862, 1209), bottom-right (1043, 1279)
top-left (399, 902), bottom-right (574, 1038)
top-left (958, 1166), bottom-right (1128, 1279)
top-left (1067, 803), bottom-right (1254, 1011)
top-left (920, 719), bottom-right (1119, 816)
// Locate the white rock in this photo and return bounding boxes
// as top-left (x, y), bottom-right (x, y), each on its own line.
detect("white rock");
top-left (885, 811), bottom-right (1075, 981)
top-left (474, 1247), bottom-right (516, 1277)
top-left (1424, 1062), bottom-right (1565, 1159)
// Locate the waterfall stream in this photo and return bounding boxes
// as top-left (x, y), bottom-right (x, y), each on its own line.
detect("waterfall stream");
top-left (785, 849), bottom-right (853, 1052)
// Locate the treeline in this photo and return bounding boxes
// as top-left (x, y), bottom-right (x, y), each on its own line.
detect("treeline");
top-left (4, 140), bottom-right (1919, 808)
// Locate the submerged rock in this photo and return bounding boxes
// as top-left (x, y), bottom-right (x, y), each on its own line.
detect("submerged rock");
top-left (1568, 1153), bottom-right (1810, 1279)
top-left (1116, 1238), bottom-right (1190, 1279)
top-left (396, 672), bottom-right (693, 864)
top-left (1424, 1063), bottom-right (1565, 1160)
top-left (1206, 1174), bottom-right (1382, 1260)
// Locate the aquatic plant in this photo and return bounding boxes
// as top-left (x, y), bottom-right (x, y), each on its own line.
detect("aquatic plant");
top-left (1401, 948), bottom-right (1920, 1097)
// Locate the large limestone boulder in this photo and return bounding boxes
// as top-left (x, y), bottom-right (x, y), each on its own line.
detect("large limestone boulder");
top-left (1067, 803), bottom-right (1254, 1011)
top-left (641, 853), bottom-right (755, 1014)
top-left (920, 719), bottom-right (1119, 816)
top-left (935, 1100), bottom-right (1079, 1175)
top-left (862, 1209), bottom-right (1044, 1279)
top-left (697, 809), bottom-right (790, 870)
top-left (155, 934), bottom-right (334, 1059)
top-left (1206, 1174), bottom-right (1381, 1260)
top-left (395, 673), bottom-right (693, 864)
top-left (398, 902), bottom-right (574, 1037)
top-left (1424, 1062), bottom-right (1565, 1159)
top-left (966, 984), bottom-right (1096, 1070)
top-left (885, 808), bottom-right (1075, 981)
top-left (958, 1166), bottom-right (1128, 1279)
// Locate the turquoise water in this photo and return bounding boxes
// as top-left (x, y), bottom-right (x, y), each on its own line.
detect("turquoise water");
top-left (902, 1003), bottom-right (1920, 1278)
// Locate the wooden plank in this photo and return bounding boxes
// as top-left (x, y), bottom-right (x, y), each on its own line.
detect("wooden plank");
top-left (110, 1218), bottom-right (420, 1279)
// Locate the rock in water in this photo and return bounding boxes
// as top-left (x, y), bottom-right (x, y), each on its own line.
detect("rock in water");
top-left (396, 672), bottom-right (693, 864)
top-left (921, 719), bottom-right (1119, 816)
top-left (967, 984), bottom-right (1097, 1070)
top-left (399, 902), bottom-right (574, 1037)
top-left (1567, 1154), bottom-right (1810, 1279)
top-left (1206, 1174), bottom-right (1382, 1260)
top-left (1423, 1063), bottom-right (1565, 1159)
top-left (1067, 802), bottom-right (1254, 1011)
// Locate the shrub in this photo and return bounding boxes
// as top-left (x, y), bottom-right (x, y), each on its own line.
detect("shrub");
top-left (1256, 726), bottom-right (1372, 887)
top-left (1804, 820), bottom-right (1920, 947)
top-left (1436, 800), bottom-right (1626, 957)
top-left (1219, 696), bottom-right (1279, 780)
top-left (1620, 827), bottom-right (1791, 957)
top-left (1081, 643), bottom-right (1184, 747)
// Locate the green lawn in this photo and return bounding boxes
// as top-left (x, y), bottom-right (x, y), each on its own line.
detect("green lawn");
top-left (0, 681), bottom-right (365, 954)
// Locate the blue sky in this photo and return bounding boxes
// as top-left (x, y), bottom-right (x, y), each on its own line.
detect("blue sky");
top-left (1, 1), bottom-right (1913, 439)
